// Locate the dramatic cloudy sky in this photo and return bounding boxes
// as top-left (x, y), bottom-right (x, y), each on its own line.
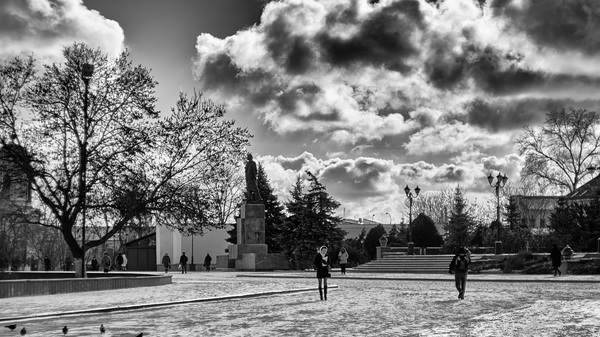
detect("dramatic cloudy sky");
top-left (2, 0), bottom-right (599, 224)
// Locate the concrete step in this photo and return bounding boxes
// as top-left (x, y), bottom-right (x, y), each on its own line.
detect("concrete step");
top-left (353, 254), bottom-right (455, 273)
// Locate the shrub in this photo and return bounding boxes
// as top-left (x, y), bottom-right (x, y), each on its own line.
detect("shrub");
top-left (522, 262), bottom-right (552, 274)
top-left (570, 260), bottom-right (600, 275)
top-left (501, 251), bottom-right (540, 273)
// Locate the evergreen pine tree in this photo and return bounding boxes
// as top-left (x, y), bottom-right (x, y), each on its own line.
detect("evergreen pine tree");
top-left (364, 224), bottom-right (387, 260)
top-left (225, 224), bottom-right (237, 245)
top-left (411, 213), bottom-right (444, 247)
top-left (504, 197), bottom-right (523, 230)
top-left (281, 174), bottom-right (346, 269)
top-left (281, 177), bottom-right (306, 268)
top-left (256, 164), bottom-right (285, 253)
top-left (444, 186), bottom-right (474, 252)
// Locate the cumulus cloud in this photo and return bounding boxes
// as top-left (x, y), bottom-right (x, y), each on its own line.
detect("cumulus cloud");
top-left (193, 0), bottom-right (600, 217)
top-left (259, 151), bottom-right (512, 220)
top-left (195, 0), bottom-right (600, 143)
top-left (193, 0), bottom-right (600, 155)
top-left (0, 0), bottom-right (124, 61)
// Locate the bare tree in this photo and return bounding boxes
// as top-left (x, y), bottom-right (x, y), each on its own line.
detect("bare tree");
top-left (516, 107), bottom-right (600, 194)
top-left (0, 44), bottom-right (251, 276)
top-left (411, 187), bottom-right (454, 224)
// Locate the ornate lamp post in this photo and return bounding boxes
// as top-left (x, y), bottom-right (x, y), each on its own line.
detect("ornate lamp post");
top-left (404, 185), bottom-right (420, 255)
top-left (79, 63), bottom-right (94, 278)
top-left (487, 172), bottom-right (508, 255)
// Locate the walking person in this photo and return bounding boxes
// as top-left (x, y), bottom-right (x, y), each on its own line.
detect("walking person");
top-left (204, 253), bottom-right (212, 271)
top-left (338, 247), bottom-right (349, 275)
top-left (449, 246), bottom-right (471, 300)
top-left (550, 244), bottom-right (562, 276)
top-left (91, 256), bottom-right (99, 271)
top-left (101, 252), bottom-right (111, 273)
top-left (121, 253), bottom-right (128, 271)
top-left (44, 256), bottom-right (51, 271)
top-left (314, 246), bottom-right (332, 301)
top-left (179, 252), bottom-right (188, 274)
top-left (116, 253), bottom-right (124, 271)
top-left (162, 253), bottom-right (171, 273)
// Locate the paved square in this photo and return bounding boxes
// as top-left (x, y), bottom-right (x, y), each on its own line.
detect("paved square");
top-left (1, 272), bottom-right (599, 336)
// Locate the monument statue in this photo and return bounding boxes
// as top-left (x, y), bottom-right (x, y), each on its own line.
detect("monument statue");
top-left (245, 153), bottom-right (262, 202)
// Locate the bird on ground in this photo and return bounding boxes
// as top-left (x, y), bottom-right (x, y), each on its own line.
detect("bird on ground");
top-left (135, 333), bottom-right (143, 337)
top-left (20, 327), bottom-right (26, 335)
top-left (62, 325), bottom-right (68, 334)
top-left (100, 324), bottom-right (106, 333)
top-left (5, 324), bottom-right (17, 330)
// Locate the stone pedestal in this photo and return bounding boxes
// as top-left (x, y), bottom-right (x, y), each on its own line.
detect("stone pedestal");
top-left (238, 203), bottom-right (266, 244)
top-left (228, 202), bottom-right (289, 271)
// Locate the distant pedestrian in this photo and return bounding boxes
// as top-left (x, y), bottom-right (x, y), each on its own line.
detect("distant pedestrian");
top-left (449, 246), bottom-right (471, 300)
top-left (314, 246), bottom-right (332, 300)
top-left (204, 253), bottom-right (212, 271)
top-left (116, 253), bottom-right (124, 271)
top-left (162, 253), bottom-right (171, 273)
top-left (121, 253), bottom-right (128, 271)
top-left (338, 247), bottom-right (349, 275)
top-left (91, 257), bottom-right (99, 271)
top-left (179, 252), bottom-right (188, 274)
top-left (44, 256), bottom-right (51, 271)
top-left (550, 244), bottom-right (562, 276)
top-left (101, 252), bottom-right (111, 273)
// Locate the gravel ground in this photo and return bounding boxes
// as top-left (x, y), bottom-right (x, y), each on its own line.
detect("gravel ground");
top-left (1, 271), bottom-right (600, 336)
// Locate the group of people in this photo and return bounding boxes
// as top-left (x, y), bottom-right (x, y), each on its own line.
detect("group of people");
top-left (91, 252), bottom-right (127, 273)
top-left (42, 252), bottom-right (127, 273)
top-left (315, 244), bottom-right (567, 301)
top-left (161, 252), bottom-right (213, 273)
top-left (312, 246), bottom-right (349, 301)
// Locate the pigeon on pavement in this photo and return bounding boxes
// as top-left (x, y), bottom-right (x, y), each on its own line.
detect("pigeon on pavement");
top-left (5, 324), bottom-right (16, 331)
top-left (20, 327), bottom-right (26, 335)
top-left (100, 324), bottom-right (106, 333)
top-left (62, 325), bottom-right (68, 334)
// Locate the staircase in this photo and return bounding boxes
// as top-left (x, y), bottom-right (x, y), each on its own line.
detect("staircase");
top-left (352, 252), bottom-right (454, 273)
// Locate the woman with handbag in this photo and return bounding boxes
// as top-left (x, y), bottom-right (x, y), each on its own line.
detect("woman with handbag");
top-left (313, 246), bottom-right (332, 301)
top-left (338, 247), bottom-right (349, 275)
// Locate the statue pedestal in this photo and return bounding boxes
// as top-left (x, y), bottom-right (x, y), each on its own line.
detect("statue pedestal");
top-left (227, 203), bottom-right (289, 271)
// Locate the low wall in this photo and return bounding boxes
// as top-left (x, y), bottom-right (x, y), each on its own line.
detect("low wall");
top-left (0, 272), bottom-right (171, 298)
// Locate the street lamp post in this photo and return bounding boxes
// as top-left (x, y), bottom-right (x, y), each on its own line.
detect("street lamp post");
top-left (487, 172), bottom-right (508, 255)
top-left (79, 63), bottom-right (94, 278)
top-left (404, 185), bottom-right (421, 255)
top-left (385, 212), bottom-right (392, 225)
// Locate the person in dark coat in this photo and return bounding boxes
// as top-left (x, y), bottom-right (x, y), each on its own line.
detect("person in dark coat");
top-left (449, 246), bottom-right (471, 300)
top-left (179, 252), bottom-right (188, 274)
top-left (44, 256), bottom-right (51, 271)
top-left (101, 252), bottom-right (111, 273)
top-left (116, 253), bottom-right (124, 271)
top-left (550, 244), bottom-right (562, 276)
top-left (162, 253), bottom-right (171, 273)
top-left (91, 256), bottom-right (99, 271)
top-left (314, 246), bottom-right (332, 300)
top-left (204, 253), bottom-right (212, 271)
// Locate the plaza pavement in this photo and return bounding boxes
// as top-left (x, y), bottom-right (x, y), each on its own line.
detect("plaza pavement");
top-left (1, 270), bottom-right (600, 336)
